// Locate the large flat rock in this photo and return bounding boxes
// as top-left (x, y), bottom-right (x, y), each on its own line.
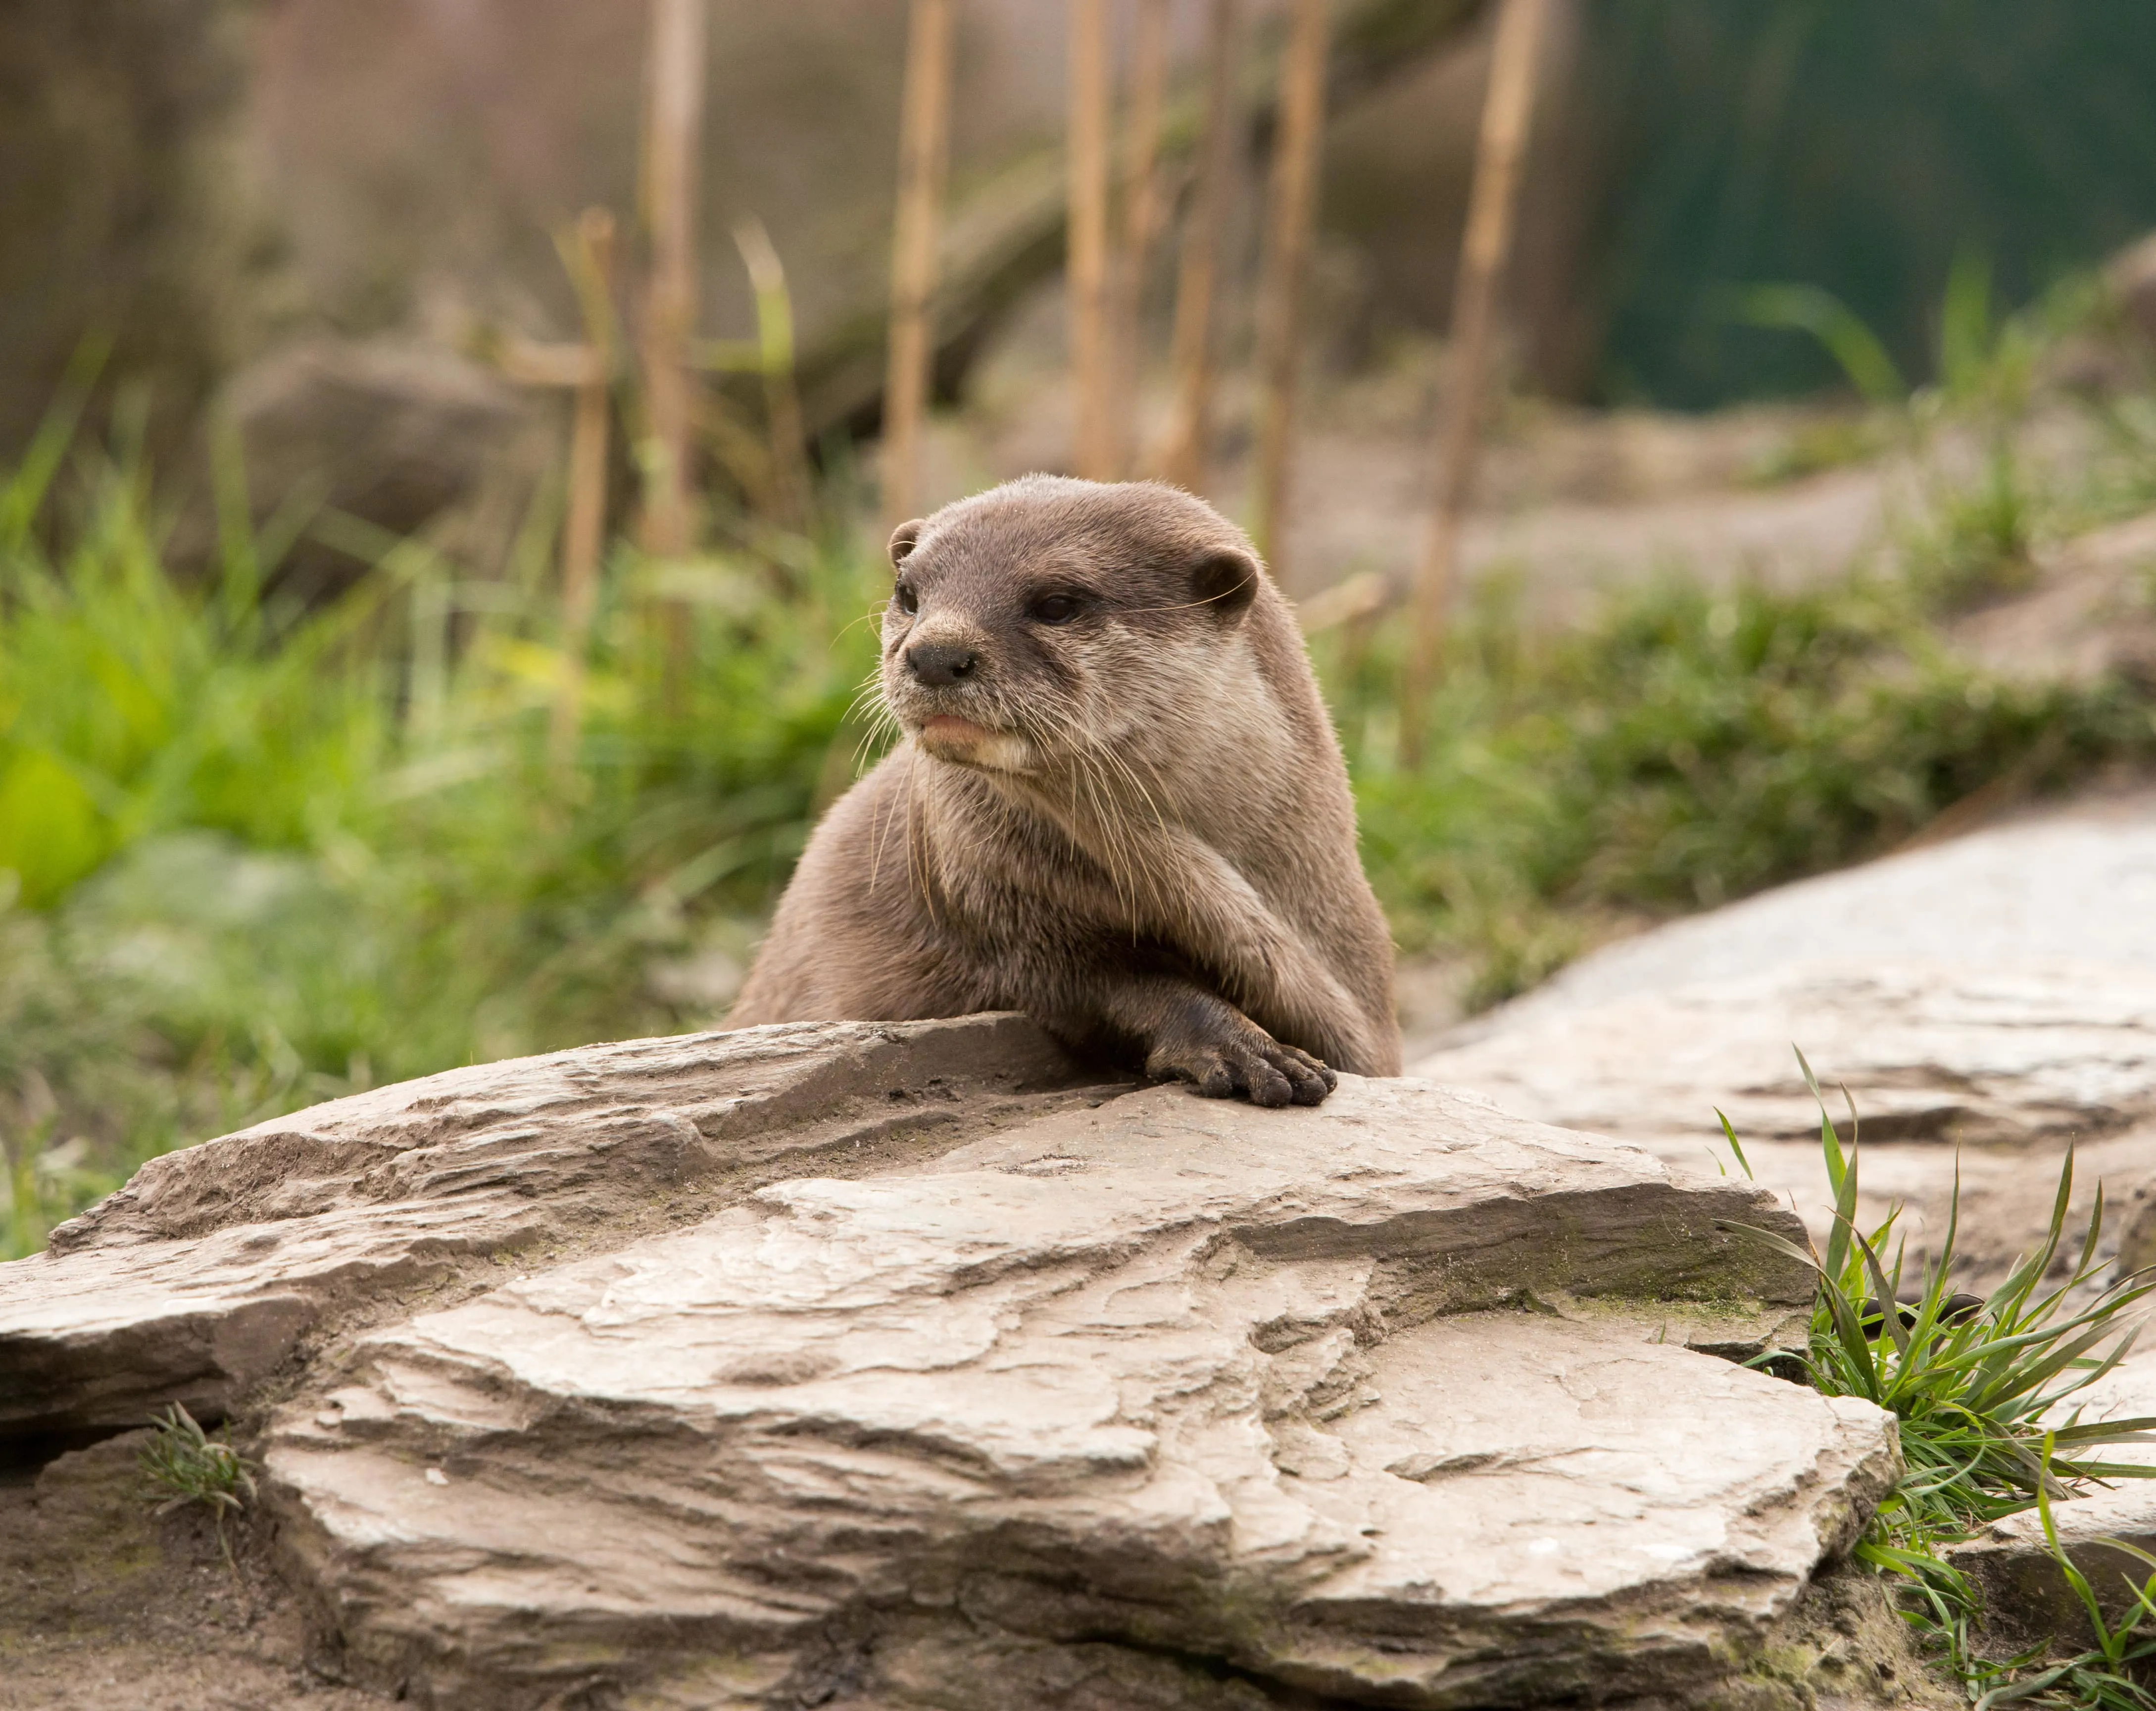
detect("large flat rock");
top-left (1415, 799), bottom-right (2156, 1288)
top-left (1468, 794), bottom-right (2156, 1027)
top-left (1418, 962), bottom-right (2156, 1152)
top-left (1, 1021), bottom-right (1901, 1707)
top-left (1416, 961), bottom-right (2156, 1287)
top-left (258, 1076), bottom-right (1886, 1710)
top-left (0, 1015), bottom-right (1087, 1438)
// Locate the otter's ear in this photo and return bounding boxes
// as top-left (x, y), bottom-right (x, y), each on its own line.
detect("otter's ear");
top-left (1190, 547), bottom-right (1259, 622)
top-left (888, 519), bottom-right (925, 566)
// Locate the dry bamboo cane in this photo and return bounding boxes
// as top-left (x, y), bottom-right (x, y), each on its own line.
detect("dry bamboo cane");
top-left (1252, 0), bottom-right (1330, 578)
top-left (551, 209), bottom-right (617, 772)
top-left (1109, 0), bottom-right (1172, 479)
top-left (1068, 0), bottom-right (1115, 480)
top-left (641, 0), bottom-right (705, 557)
top-left (1400, 0), bottom-right (1550, 766)
top-left (733, 217), bottom-right (812, 533)
top-left (882, 0), bottom-right (957, 535)
top-left (1160, 0), bottom-right (1240, 494)
top-left (640, 0), bottom-right (706, 706)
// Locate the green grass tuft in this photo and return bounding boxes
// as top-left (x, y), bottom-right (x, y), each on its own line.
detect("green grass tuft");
top-left (1723, 1054), bottom-right (2156, 1711)
top-left (140, 1402), bottom-right (258, 1569)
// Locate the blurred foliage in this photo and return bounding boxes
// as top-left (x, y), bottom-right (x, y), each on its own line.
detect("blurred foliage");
top-left (0, 389), bottom-right (882, 1256)
top-left (1585, 0), bottom-right (2156, 406)
top-left (1330, 571), bottom-right (2155, 1011)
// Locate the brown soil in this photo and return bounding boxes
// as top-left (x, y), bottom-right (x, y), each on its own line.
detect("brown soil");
top-left (0, 1431), bottom-right (387, 1711)
top-left (1747, 1561), bottom-right (1964, 1711)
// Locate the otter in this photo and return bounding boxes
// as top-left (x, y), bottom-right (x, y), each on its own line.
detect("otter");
top-left (727, 476), bottom-right (1401, 1105)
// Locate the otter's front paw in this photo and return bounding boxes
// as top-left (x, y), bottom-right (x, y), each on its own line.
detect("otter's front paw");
top-left (1145, 1012), bottom-right (1338, 1108)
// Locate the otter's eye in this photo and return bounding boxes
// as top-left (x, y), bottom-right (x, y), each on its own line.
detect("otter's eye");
top-left (1029, 592), bottom-right (1083, 625)
top-left (893, 582), bottom-right (919, 616)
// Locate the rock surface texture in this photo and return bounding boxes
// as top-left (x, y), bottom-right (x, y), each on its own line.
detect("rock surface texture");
top-left (2, 1015), bottom-right (1081, 1439)
top-left (1421, 961), bottom-right (2156, 1151)
top-left (0, 1015), bottom-right (1895, 1710)
top-left (1416, 794), bottom-right (2156, 1289)
top-left (1446, 793), bottom-right (2156, 1025)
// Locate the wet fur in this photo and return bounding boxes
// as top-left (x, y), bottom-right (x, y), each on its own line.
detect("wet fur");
top-left (728, 476), bottom-right (1400, 1103)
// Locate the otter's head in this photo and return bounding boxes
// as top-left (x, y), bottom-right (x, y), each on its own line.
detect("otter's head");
top-left (878, 476), bottom-right (1264, 776)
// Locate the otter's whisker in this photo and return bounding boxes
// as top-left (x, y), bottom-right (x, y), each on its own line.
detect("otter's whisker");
top-left (1075, 745), bottom-right (1150, 928)
top-left (1094, 744), bottom-right (1178, 935)
top-left (853, 695), bottom-right (904, 778)
top-left (901, 748), bottom-right (935, 925)
top-left (868, 735), bottom-right (914, 899)
top-left (1060, 748), bottom-right (1123, 917)
top-left (1095, 738), bottom-right (1172, 851)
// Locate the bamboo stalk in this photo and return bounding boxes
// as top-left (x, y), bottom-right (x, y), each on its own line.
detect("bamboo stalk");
top-left (640, 0), bottom-right (706, 559)
top-left (882, 0), bottom-right (957, 534)
top-left (1400, 0), bottom-right (1549, 765)
top-left (1068, 0), bottom-right (1115, 480)
top-left (551, 209), bottom-right (617, 770)
top-left (720, 0), bottom-right (1487, 460)
top-left (1109, 0), bottom-right (1172, 479)
top-left (1159, 0), bottom-right (1239, 495)
top-left (640, 0), bottom-right (706, 707)
top-left (1252, 0), bottom-right (1330, 577)
top-left (733, 217), bottom-right (811, 532)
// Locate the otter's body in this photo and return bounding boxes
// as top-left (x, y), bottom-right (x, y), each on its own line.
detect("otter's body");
top-left (730, 477), bottom-right (1399, 1104)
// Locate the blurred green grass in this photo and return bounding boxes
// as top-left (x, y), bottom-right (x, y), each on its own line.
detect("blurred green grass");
top-left (6, 362), bottom-right (2156, 1257)
top-left (1331, 572), bottom-right (2156, 1010)
top-left (1, 390), bottom-right (885, 1256)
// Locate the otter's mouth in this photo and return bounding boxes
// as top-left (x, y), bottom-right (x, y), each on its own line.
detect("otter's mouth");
top-left (914, 713), bottom-right (1037, 773)
top-left (922, 714), bottom-right (993, 743)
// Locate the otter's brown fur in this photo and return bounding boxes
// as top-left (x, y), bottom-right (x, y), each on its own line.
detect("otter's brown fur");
top-left (728, 476), bottom-right (1400, 1105)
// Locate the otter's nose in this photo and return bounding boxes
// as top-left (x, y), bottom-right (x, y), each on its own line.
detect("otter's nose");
top-left (905, 640), bottom-right (979, 686)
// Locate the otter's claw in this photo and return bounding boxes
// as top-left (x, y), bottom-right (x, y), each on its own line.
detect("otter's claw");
top-left (1146, 1020), bottom-right (1338, 1108)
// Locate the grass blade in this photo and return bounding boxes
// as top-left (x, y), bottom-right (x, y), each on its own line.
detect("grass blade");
top-left (1715, 1107), bottom-right (1753, 1181)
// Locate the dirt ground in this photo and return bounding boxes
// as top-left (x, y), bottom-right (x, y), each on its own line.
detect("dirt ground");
top-left (0, 1431), bottom-right (387, 1711)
